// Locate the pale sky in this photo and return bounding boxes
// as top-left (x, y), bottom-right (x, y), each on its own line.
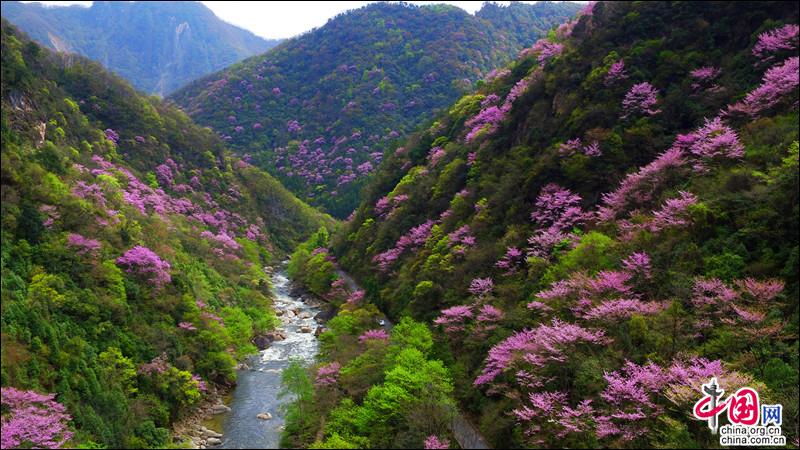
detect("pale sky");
top-left (20, 1), bottom-right (571, 39)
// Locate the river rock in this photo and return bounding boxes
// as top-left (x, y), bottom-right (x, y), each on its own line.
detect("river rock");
top-left (204, 429), bottom-right (223, 438)
top-left (314, 307), bottom-right (337, 323)
top-left (256, 412), bottom-right (272, 420)
top-left (252, 334), bottom-right (273, 350)
top-left (300, 326), bottom-right (312, 333)
top-left (210, 404), bottom-right (231, 414)
top-left (305, 297), bottom-right (323, 308)
top-left (314, 326), bottom-right (325, 337)
top-left (284, 310), bottom-right (295, 318)
top-left (268, 330), bottom-right (284, 341)
top-left (207, 437), bottom-right (222, 445)
top-left (275, 309), bottom-right (285, 316)
top-left (299, 311), bottom-right (311, 319)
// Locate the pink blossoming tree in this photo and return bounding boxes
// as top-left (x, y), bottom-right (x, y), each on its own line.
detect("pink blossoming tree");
top-left (116, 246), bottom-right (172, 288)
top-left (0, 387), bottom-right (73, 449)
top-left (621, 82), bottom-right (661, 118)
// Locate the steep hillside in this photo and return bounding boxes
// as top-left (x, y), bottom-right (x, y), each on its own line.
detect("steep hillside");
top-left (169, 1), bottom-right (581, 217)
top-left (0, 20), bottom-right (328, 448)
top-left (1, 1), bottom-right (279, 95)
top-left (288, 2), bottom-right (798, 448)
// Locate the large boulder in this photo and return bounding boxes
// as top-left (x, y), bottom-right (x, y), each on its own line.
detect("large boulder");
top-left (252, 334), bottom-right (273, 350)
top-left (203, 429), bottom-right (223, 438)
top-left (210, 404), bottom-right (231, 414)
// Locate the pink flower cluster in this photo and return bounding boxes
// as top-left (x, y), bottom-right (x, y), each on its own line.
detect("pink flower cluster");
top-left (597, 147), bottom-right (687, 222)
top-left (727, 56), bottom-right (798, 117)
top-left (527, 39), bottom-right (564, 66)
top-left (596, 358), bottom-right (723, 442)
top-left (528, 259), bottom-right (665, 323)
top-left (116, 246), bottom-right (172, 288)
top-left (464, 71), bottom-right (540, 143)
top-left (514, 391), bottom-right (594, 445)
top-left (424, 435), bottom-right (450, 449)
top-left (495, 246), bottom-right (525, 275)
top-left (433, 305), bottom-right (473, 334)
top-left (621, 82), bottom-right (661, 118)
top-left (648, 191), bottom-right (698, 232)
top-left (192, 374), bottom-right (207, 393)
top-left (0, 387), bottom-right (73, 449)
top-left (374, 194), bottom-right (408, 218)
top-left (558, 138), bottom-right (602, 157)
top-left (526, 184), bottom-right (585, 260)
top-left (690, 66), bottom-right (722, 92)
top-left (475, 319), bottom-right (607, 386)
top-left (66, 233), bottom-right (101, 256)
top-left (468, 277), bottom-right (494, 299)
top-left (617, 191), bottom-right (698, 240)
top-left (427, 146), bottom-right (446, 166)
top-left (530, 184), bottom-right (585, 230)
top-left (752, 24), bottom-right (799, 64)
top-left (178, 321), bottom-right (197, 331)
top-left (286, 120), bottom-right (302, 133)
top-left (138, 353), bottom-right (169, 375)
top-left (373, 220), bottom-right (436, 271)
top-left (447, 224), bottom-right (476, 253)
top-left (104, 128), bottom-right (119, 145)
top-left (358, 329), bottom-right (389, 344)
top-left (670, 117), bottom-right (744, 171)
top-left (621, 252), bottom-right (652, 279)
top-left (39, 205), bottom-right (59, 229)
top-left (315, 362), bottom-right (341, 386)
top-left (691, 277), bottom-right (784, 327)
top-left (84, 155), bottom-right (263, 245)
top-left (605, 59), bottom-right (628, 86)
top-left (580, 299), bottom-right (667, 322)
top-left (347, 290), bottom-right (365, 305)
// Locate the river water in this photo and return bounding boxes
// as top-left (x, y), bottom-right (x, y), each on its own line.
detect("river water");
top-left (217, 270), bottom-right (321, 449)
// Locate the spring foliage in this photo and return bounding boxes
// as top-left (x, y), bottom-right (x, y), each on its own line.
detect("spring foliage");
top-left (330, 2), bottom-right (798, 448)
top-left (0, 20), bottom-right (325, 448)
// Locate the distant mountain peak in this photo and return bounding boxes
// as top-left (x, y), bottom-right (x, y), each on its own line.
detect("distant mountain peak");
top-left (1, 0), bottom-right (281, 95)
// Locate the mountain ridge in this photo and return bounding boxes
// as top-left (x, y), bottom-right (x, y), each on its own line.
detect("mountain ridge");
top-left (169, 1), bottom-right (583, 217)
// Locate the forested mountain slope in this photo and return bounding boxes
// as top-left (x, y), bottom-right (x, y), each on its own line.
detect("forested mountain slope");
top-left (169, 2), bottom-right (582, 217)
top-left (287, 2), bottom-right (799, 448)
top-left (1, 1), bottom-right (279, 95)
top-left (0, 20), bottom-right (328, 448)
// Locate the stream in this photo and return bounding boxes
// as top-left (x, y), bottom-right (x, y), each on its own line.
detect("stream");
top-left (212, 266), bottom-right (489, 449)
top-left (216, 269), bottom-right (321, 449)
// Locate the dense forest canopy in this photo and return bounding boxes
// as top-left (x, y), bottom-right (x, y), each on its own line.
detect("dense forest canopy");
top-left (170, 1), bottom-right (582, 217)
top-left (285, 1), bottom-right (799, 448)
